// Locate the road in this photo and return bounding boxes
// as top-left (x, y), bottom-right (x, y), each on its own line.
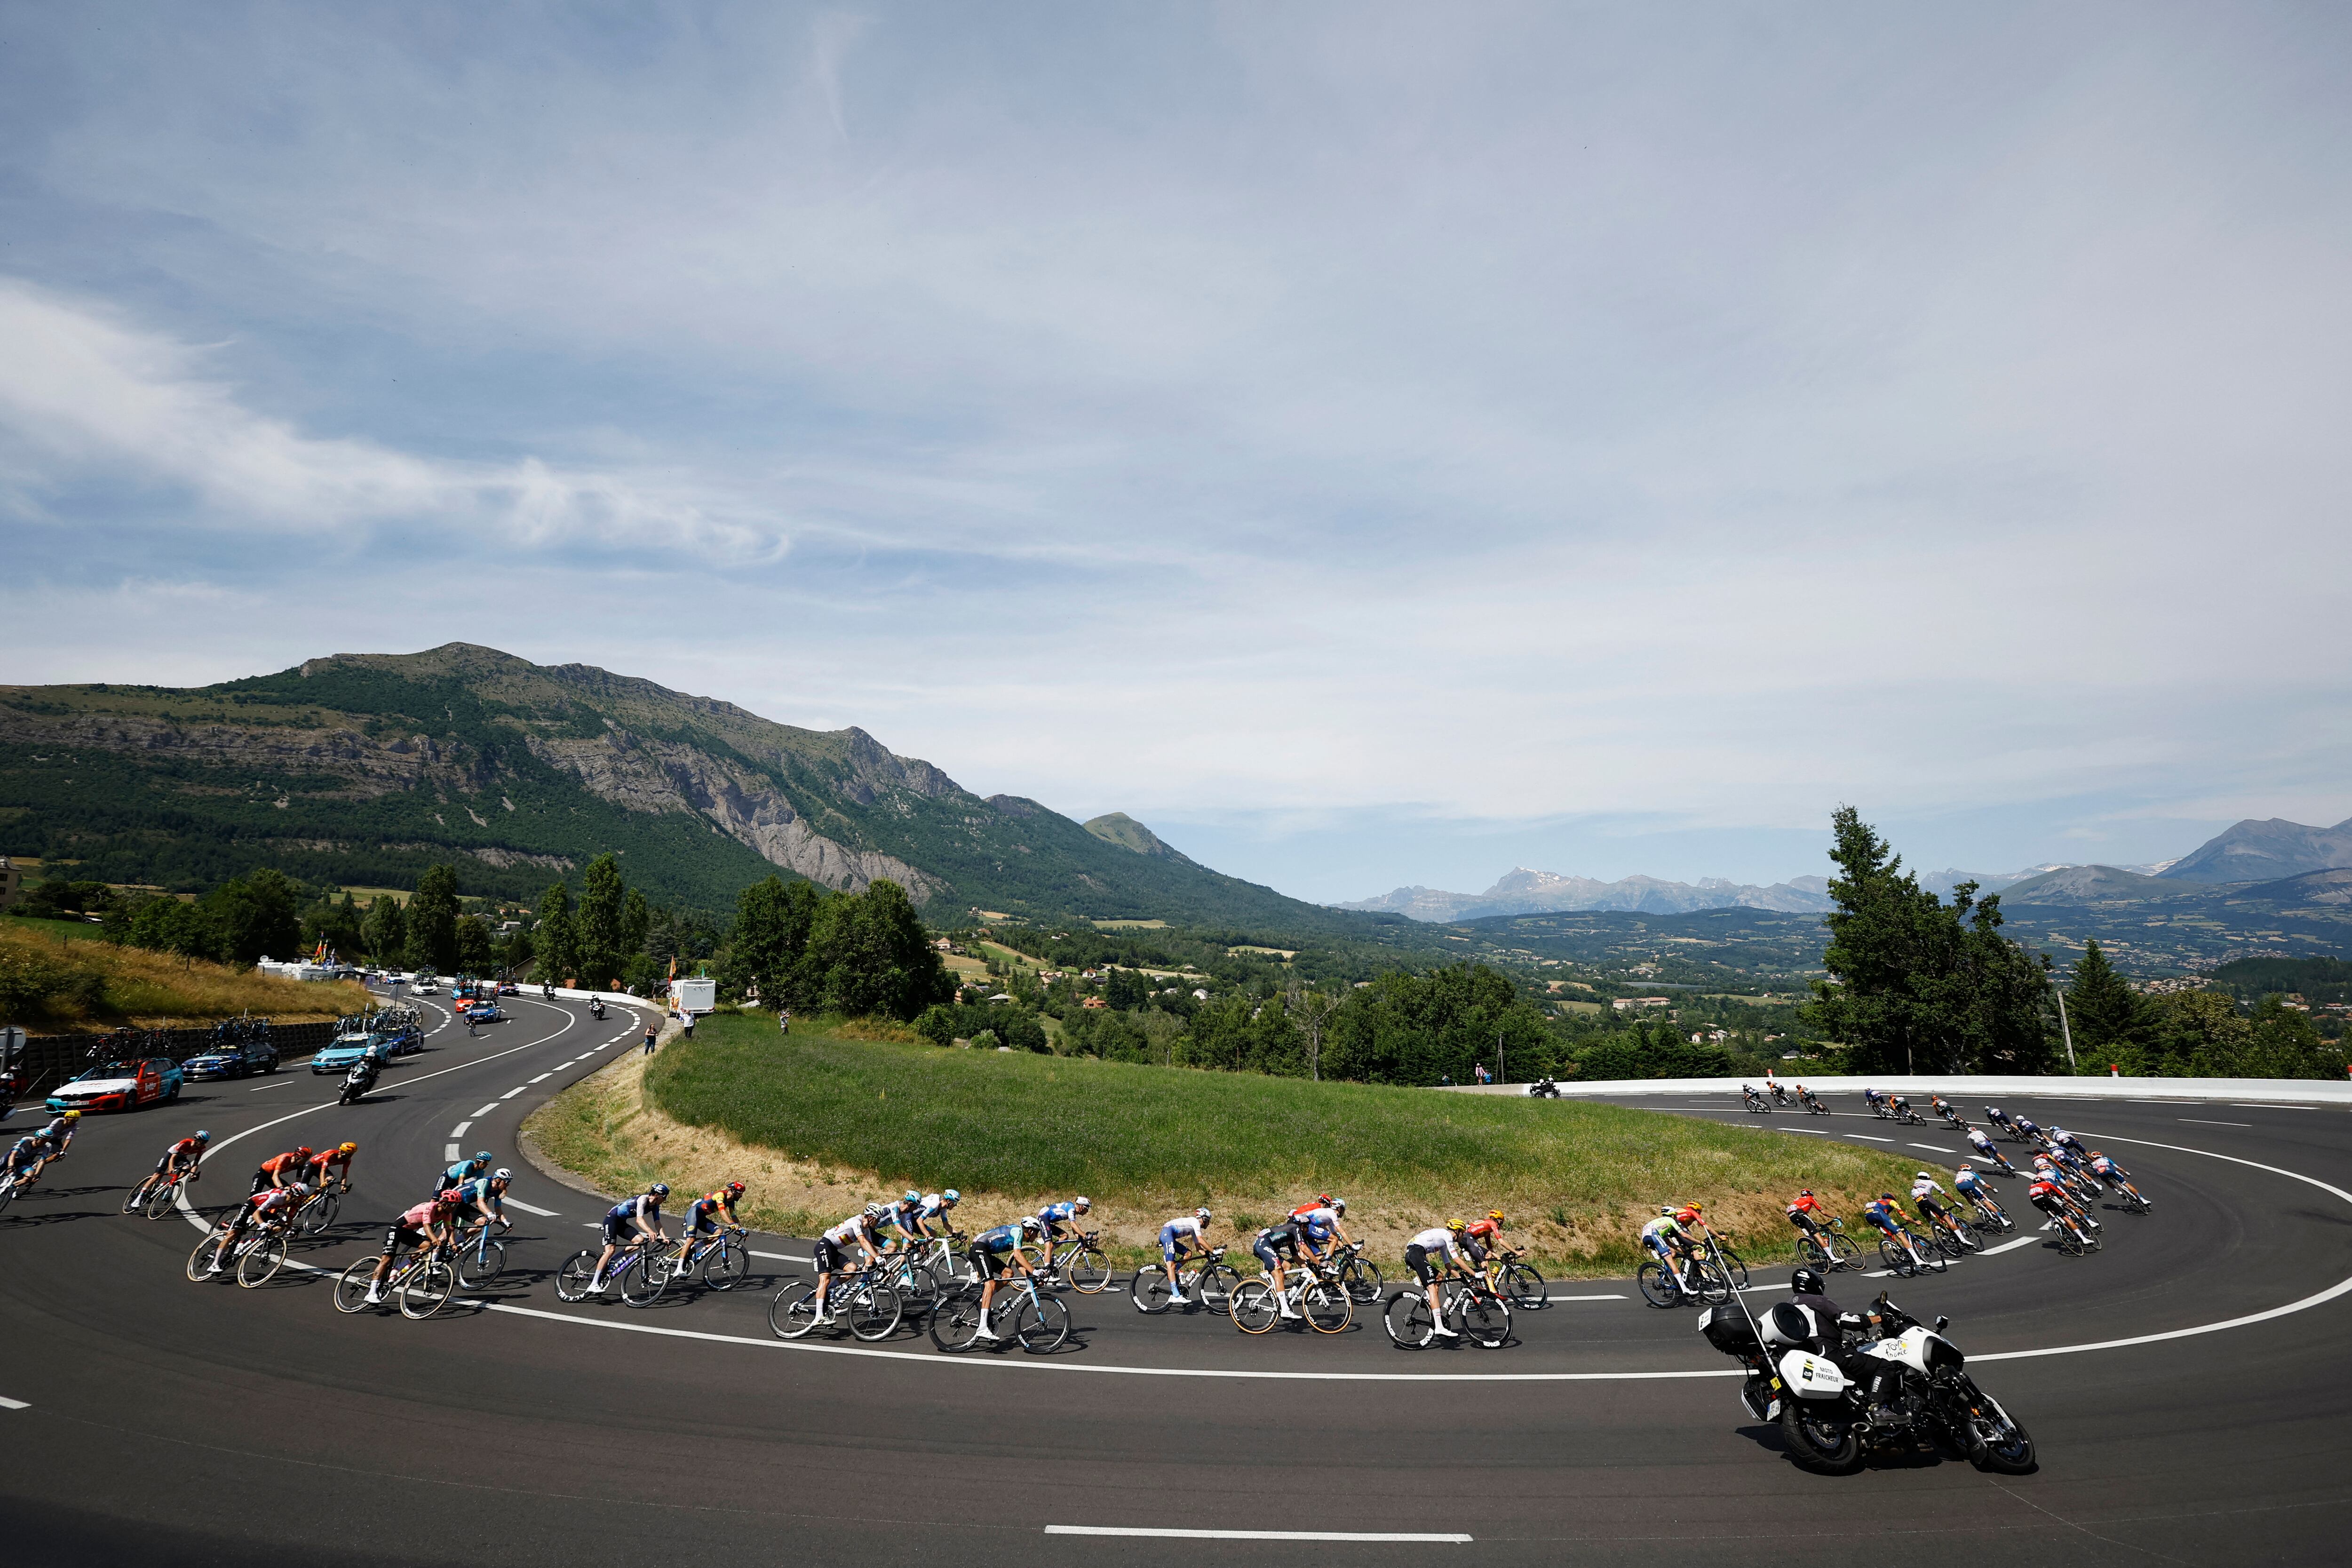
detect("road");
top-left (5, 997), bottom-right (2350, 1566)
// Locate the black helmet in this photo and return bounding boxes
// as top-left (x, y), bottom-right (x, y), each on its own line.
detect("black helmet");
top-left (1790, 1266), bottom-right (1826, 1297)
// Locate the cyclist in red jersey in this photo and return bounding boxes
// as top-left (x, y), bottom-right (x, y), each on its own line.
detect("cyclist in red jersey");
top-left (250, 1147), bottom-right (313, 1195)
top-left (207, 1183), bottom-right (306, 1274)
top-left (305, 1142), bottom-right (358, 1193)
top-left (127, 1130), bottom-right (210, 1211)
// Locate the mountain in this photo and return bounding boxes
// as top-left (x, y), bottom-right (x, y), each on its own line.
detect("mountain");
top-left (0, 644), bottom-right (1372, 931)
top-left (1998, 865), bottom-right (2183, 904)
top-left (1336, 866), bottom-right (1836, 922)
top-left (2159, 816), bottom-right (2352, 884)
top-left (1082, 812), bottom-right (1196, 865)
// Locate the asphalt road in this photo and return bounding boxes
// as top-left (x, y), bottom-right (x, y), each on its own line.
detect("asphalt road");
top-left (6, 1002), bottom-right (2350, 1567)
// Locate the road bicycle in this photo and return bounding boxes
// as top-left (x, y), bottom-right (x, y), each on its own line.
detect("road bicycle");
top-left (1919, 1208), bottom-right (1982, 1257)
top-left (449, 1215), bottom-right (513, 1290)
top-left (1321, 1239), bottom-right (1384, 1305)
top-left (648, 1224), bottom-right (752, 1295)
top-left (1040, 1228), bottom-right (1112, 1294)
top-left (1743, 1088), bottom-right (1772, 1114)
top-left (293, 1178), bottom-right (348, 1238)
top-left (904, 1230), bottom-right (974, 1291)
top-left (185, 1218), bottom-right (292, 1289)
top-left (1964, 1193), bottom-right (2016, 1234)
top-left (1638, 1250), bottom-right (1731, 1307)
top-left (1935, 1102), bottom-right (1965, 1129)
top-left (333, 1241), bottom-right (458, 1319)
top-left (1873, 1223), bottom-right (1948, 1277)
top-left (1130, 1244), bottom-right (1240, 1314)
top-left (1800, 1090), bottom-right (1829, 1115)
top-left (1888, 1101), bottom-right (1926, 1126)
top-left (771, 1266), bottom-right (903, 1341)
top-left (1705, 1233), bottom-right (1752, 1290)
top-left (1795, 1216), bottom-right (1861, 1272)
top-left (862, 1241), bottom-right (938, 1311)
top-left (1383, 1274), bottom-right (1513, 1349)
top-left (554, 1234), bottom-right (671, 1307)
top-left (928, 1268), bottom-right (1068, 1353)
top-left (1231, 1261), bottom-right (1352, 1335)
top-left (2106, 1180), bottom-right (2150, 1216)
top-left (1485, 1252), bottom-right (1548, 1311)
top-left (125, 1163), bottom-right (200, 1220)
top-left (2046, 1210), bottom-right (2102, 1256)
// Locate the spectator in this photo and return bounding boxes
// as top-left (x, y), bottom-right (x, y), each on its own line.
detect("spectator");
top-left (779, 1007), bottom-right (791, 1036)
top-left (681, 1009), bottom-right (696, 1042)
top-left (643, 1021), bottom-right (658, 1055)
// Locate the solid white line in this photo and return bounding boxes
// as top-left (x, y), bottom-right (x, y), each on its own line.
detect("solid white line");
top-left (501, 1088), bottom-right (524, 1098)
top-left (0, 1394), bottom-right (29, 1410)
top-left (1547, 1293), bottom-right (1627, 1301)
top-left (2180, 1119), bottom-right (2251, 1128)
top-left (2233, 1104), bottom-right (2317, 1111)
top-left (1044, 1528), bottom-right (1469, 1543)
top-left (504, 1198), bottom-right (561, 1217)
top-left (451, 1122), bottom-right (473, 1138)
top-left (2129, 1100), bottom-right (2199, 1105)
top-left (751, 1250), bottom-right (810, 1265)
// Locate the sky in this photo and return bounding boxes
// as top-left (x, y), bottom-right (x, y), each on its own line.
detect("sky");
top-left (4, 3), bottom-right (2349, 904)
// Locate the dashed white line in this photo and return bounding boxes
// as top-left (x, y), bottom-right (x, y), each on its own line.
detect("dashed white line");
top-left (1850, 1134), bottom-right (1893, 1143)
top-left (2181, 1119), bottom-right (2252, 1128)
top-left (248, 1077), bottom-right (301, 1091)
top-left (1978, 1234), bottom-right (2039, 1257)
top-left (2233, 1104), bottom-right (2317, 1111)
top-left (501, 1088), bottom-right (524, 1098)
top-left (451, 1121), bottom-right (473, 1138)
top-left (0, 1394), bottom-right (29, 1410)
top-left (1908, 1143), bottom-right (1955, 1153)
top-left (471, 1103), bottom-right (499, 1118)
top-left (529, 1073), bottom-right (553, 1084)
top-left (504, 1198), bottom-right (561, 1217)
top-left (444, 1143), bottom-right (460, 1161)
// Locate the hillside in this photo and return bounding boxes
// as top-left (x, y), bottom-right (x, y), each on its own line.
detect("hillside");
top-left (2160, 815), bottom-right (2352, 883)
top-left (1339, 866), bottom-right (1835, 921)
top-left (0, 645), bottom-right (1383, 931)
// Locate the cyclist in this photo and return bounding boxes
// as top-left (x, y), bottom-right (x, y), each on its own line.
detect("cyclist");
top-left (305, 1141), bottom-right (359, 1194)
top-left (2032, 1157), bottom-right (2102, 1230)
top-left (28, 1110), bottom-right (79, 1178)
top-left (1035, 1196), bottom-right (1092, 1273)
top-left (1461, 1208), bottom-right (1518, 1282)
top-left (1671, 1201), bottom-right (1721, 1258)
top-left (1860, 1192), bottom-right (1917, 1263)
top-left (866, 1192), bottom-right (915, 1252)
top-left (810, 1206), bottom-right (884, 1328)
top-left (2011, 1114), bottom-right (2043, 1144)
top-left (904, 1188), bottom-right (961, 1243)
top-left (1769, 1080), bottom-right (1791, 1106)
top-left (437, 1150), bottom-right (493, 1196)
top-left (1985, 1106), bottom-right (2013, 1134)
top-left (364, 1190), bottom-right (460, 1304)
top-left (587, 1183), bottom-right (671, 1295)
top-left (2026, 1174), bottom-right (2088, 1244)
top-left (1785, 1188), bottom-right (1834, 1253)
top-left (1963, 1122), bottom-right (2006, 1165)
top-left (1741, 1083), bottom-right (1764, 1111)
top-left (1403, 1220), bottom-right (1474, 1339)
top-left (1295, 1197), bottom-right (1354, 1268)
top-left (1152, 1207), bottom-right (1216, 1305)
top-left (966, 1215), bottom-right (1046, 1343)
top-left (1954, 1163), bottom-right (2005, 1226)
top-left (126, 1130), bottom-right (210, 1211)
top-left (451, 1167), bottom-right (513, 1238)
top-left (675, 1180), bottom-right (745, 1267)
top-left (1797, 1083), bottom-right (1826, 1112)
top-left (1251, 1218), bottom-right (1307, 1321)
top-left (2048, 1141), bottom-right (2102, 1192)
top-left (2048, 1125), bottom-right (2087, 1156)
top-left (1887, 1091), bottom-right (1914, 1122)
top-left (1930, 1093), bottom-right (1955, 1122)
top-left (3, 1128), bottom-right (57, 1193)
top-left (206, 1181), bottom-right (308, 1274)
top-left (1863, 1086), bottom-right (1885, 1115)
top-left (1909, 1171), bottom-right (1963, 1242)
top-left (1640, 1206), bottom-right (1701, 1291)
top-left (2087, 1152), bottom-right (2149, 1208)
top-left (250, 1146), bottom-right (314, 1195)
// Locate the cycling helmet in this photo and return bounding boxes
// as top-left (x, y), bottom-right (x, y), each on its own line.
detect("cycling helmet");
top-left (289, 1181), bottom-right (313, 1197)
top-left (474, 1150), bottom-right (492, 1163)
top-left (903, 1189), bottom-right (921, 1204)
top-left (1332, 1198), bottom-right (1347, 1215)
top-left (1790, 1266), bottom-right (1825, 1297)
top-left (194, 1131), bottom-right (211, 1142)
top-left (2089, 1151), bottom-right (2104, 1160)
top-left (294, 1146), bottom-right (313, 1159)
top-left (1880, 1192), bottom-right (1897, 1201)
top-left (864, 1202), bottom-right (886, 1218)
top-left (942, 1189), bottom-right (961, 1204)
top-left (649, 1182), bottom-right (670, 1197)
top-left (1682, 1203), bottom-right (1703, 1216)
top-left (728, 1181), bottom-right (747, 1197)
top-left (1659, 1205), bottom-right (1675, 1216)
top-left (1488, 1209), bottom-right (1506, 1222)
top-left (1317, 1193), bottom-right (1333, 1207)
top-left (492, 1168), bottom-right (512, 1181)
top-left (63, 1109), bottom-right (81, 1120)
top-left (1798, 1188), bottom-right (1813, 1197)
top-left (1019, 1216), bottom-right (1044, 1234)
top-left (1916, 1171), bottom-right (1932, 1180)
top-left (1195, 1206), bottom-right (1213, 1222)
top-left (1074, 1197), bottom-right (1091, 1210)
top-left (1446, 1218), bottom-right (1466, 1232)
top-left (338, 1142), bottom-right (357, 1154)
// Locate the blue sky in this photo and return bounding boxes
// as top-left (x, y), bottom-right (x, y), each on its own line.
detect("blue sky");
top-left (4, 4), bottom-right (2349, 903)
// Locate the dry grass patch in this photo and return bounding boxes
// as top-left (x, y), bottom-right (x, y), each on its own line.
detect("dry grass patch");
top-left (0, 922), bottom-right (369, 1028)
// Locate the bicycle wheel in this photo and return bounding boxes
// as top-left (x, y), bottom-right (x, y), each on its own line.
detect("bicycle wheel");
top-left (1714, 1249), bottom-right (1750, 1289)
top-left (769, 1280), bottom-right (822, 1339)
top-left (1198, 1261), bottom-right (1240, 1315)
top-left (619, 1250), bottom-right (669, 1308)
top-left (1500, 1261), bottom-right (1547, 1310)
top-left (702, 1236), bottom-right (751, 1291)
top-left (1912, 1236), bottom-right (1948, 1274)
top-left (144, 1180), bottom-right (184, 1220)
top-left (1301, 1280), bottom-right (1352, 1333)
top-left (1797, 1234), bottom-right (1829, 1268)
top-left (1338, 1254), bottom-right (1385, 1305)
top-left (928, 1285), bottom-right (985, 1353)
top-left (1454, 1291), bottom-right (1513, 1348)
top-left (1946, 1220), bottom-right (1981, 1255)
top-left (1637, 1261), bottom-right (1679, 1307)
top-left (850, 1282), bottom-right (903, 1341)
top-left (297, 1190), bottom-right (340, 1236)
top-left (1384, 1289), bottom-right (1434, 1347)
top-left (1230, 1279), bottom-right (1279, 1334)
top-left (2056, 1224), bottom-right (2087, 1256)
top-left (930, 1247), bottom-right (977, 1292)
top-left (555, 1250), bottom-right (599, 1303)
top-left (399, 1256), bottom-right (456, 1319)
top-left (1130, 1268), bottom-right (1175, 1313)
top-left (456, 1237), bottom-right (507, 1290)
top-left (237, 1230), bottom-right (288, 1287)
top-left (1691, 1262), bottom-right (1732, 1305)
top-left (334, 1256), bottom-right (385, 1314)
top-left (1066, 1247), bottom-right (1111, 1295)
top-left (187, 1234), bottom-right (225, 1282)
top-left (1877, 1236), bottom-right (1915, 1276)
top-left (1013, 1290), bottom-right (1071, 1353)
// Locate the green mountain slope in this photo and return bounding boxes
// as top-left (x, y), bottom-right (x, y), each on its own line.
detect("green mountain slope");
top-left (0, 644), bottom-right (1372, 930)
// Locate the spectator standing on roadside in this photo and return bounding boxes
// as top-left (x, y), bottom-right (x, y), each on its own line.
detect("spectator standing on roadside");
top-left (779, 1007), bottom-right (791, 1036)
top-left (643, 1021), bottom-right (658, 1055)
top-left (681, 1009), bottom-right (696, 1042)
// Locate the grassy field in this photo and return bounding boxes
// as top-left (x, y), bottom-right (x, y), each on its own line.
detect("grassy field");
top-left (604, 1015), bottom-right (1929, 1274)
top-left (0, 921), bottom-right (369, 1027)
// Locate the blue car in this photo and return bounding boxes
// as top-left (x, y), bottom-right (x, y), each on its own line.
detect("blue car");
top-left (182, 1041), bottom-right (281, 1080)
top-left (310, 1033), bottom-right (398, 1075)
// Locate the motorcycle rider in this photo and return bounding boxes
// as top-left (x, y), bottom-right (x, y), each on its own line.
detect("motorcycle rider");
top-left (1784, 1268), bottom-right (1897, 1421)
top-left (343, 1052), bottom-right (380, 1099)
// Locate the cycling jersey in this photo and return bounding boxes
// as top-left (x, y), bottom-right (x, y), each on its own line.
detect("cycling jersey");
top-left (1786, 1193), bottom-right (1824, 1218)
top-left (688, 1191), bottom-right (738, 1229)
top-left (2027, 1180), bottom-right (2065, 1206)
top-left (606, 1194), bottom-right (662, 1226)
top-left (2089, 1157), bottom-right (2125, 1179)
top-left (1861, 1199), bottom-right (1900, 1231)
top-left (307, 1148), bottom-right (353, 1179)
top-left (1954, 1170), bottom-right (1988, 1194)
top-left (1910, 1178), bottom-right (1946, 1203)
top-left (1966, 1130), bottom-right (1998, 1154)
top-left (1460, 1217), bottom-right (1500, 1245)
top-left (1408, 1228), bottom-right (1464, 1258)
top-left (235, 1188), bottom-right (298, 1227)
top-left (914, 1193), bottom-right (951, 1222)
top-left (166, 1137), bottom-right (204, 1161)
top-left (452, 1177), bottom-right (503, 1213)
top-left (867, 1200), bottom-right (908, 1235)
top-left (1640, 1217), bottom-right (1682, 1250)
top-left (1673, 1206), bottom-right (1704, 1227)
top-left (1036, 1201), bottom-right (1081, 1228)
top-left (822, 1214), bottom-right (872, 1247)
top-left (1298, 1207), bottom-right (1343, 1242)
top-left (2013, 1118), bottom-right (2040, 1137)
top-left (1255, 1223), bottom-right (1300, 1253)
top-left (972, 1224), bottom-right (1024, 1254)
top-left (259, 1152), bottom-right (306, 1177)
top-left (439, 1160), bottom-right (485, 1190)
top-left (397, 1199), bottom-right (445, 1229)
top-left (1158, 1217), bottom-right (1207, 1256)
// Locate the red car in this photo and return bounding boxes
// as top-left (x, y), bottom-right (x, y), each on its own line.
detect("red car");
top-left (47, 1055), bottom-right (184, 1113)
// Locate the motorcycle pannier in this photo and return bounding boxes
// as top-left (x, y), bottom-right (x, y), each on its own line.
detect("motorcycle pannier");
top-left (1698, 1305), bottom-right (1763, 1358)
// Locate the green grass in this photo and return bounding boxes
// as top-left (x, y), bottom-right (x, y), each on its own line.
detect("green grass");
top-left (4, 913), bottom-right (107, 943)
top-left (644, 1015), bottom-right (1929, 1274)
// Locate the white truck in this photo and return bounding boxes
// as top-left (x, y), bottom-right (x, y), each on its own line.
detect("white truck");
top-left (667, 977), bottom-right (716, 1016)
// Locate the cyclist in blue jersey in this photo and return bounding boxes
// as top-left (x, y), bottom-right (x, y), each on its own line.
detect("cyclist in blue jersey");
top-left (1860, 1192), bottom-right (1911, 1258)
top-left (811, 1207), bottom-right (883, 1328)
top-left (4, 1129), bottom-right (58, 1192)
top-left (588, 1184), bottom-right (669, 1295)
top-left (2010, 1115), bottom-right (2042, 1143)
top-left (452, 1168), bottom-right (513, 1233)
top-left (866, 1193), bottom-right (914, 1251)
top-left (1291, 1198), bottom-right (1352, 1266)
top-left (437, 1150), bottom-right (493, 1196)
top-left (1863, 1087), bottom-right (1884, 1114)
top-left (966, 1215), bottom-right (1045, 1342)
top-left (1151, 1207), bottom-right (1216, 1305)
top-left (1953, 1164), bottom-right (2005, 1226)
top-left (2087, 1152), bottom-right (2149, 1208)
top-left (904, 1188), bottom-right (961, 1242)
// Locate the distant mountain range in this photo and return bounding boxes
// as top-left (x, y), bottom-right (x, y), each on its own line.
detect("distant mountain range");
top-left (2154, 816), bottom-right (2352, 883)
top-left (1337, 867), bottom-right (1838, 921)
top-left (0, 644), bottom-right (1377, 931)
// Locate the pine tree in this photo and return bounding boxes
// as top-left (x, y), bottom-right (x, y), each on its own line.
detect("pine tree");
top-left (2065, 939), bottom-right (2150, 1065)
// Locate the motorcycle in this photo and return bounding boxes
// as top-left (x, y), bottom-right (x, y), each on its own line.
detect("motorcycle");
top-left (1526, 1076), bottom-right (1559, 1098)
top-left (1699, 1290), bottom-right (2034, 1475)
top-left (588, 998), bottom-right (607, 1021)
top-left (339, 1058), bottom-right (379, 1106)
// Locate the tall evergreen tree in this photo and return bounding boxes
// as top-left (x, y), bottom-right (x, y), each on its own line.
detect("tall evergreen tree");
top-left (803, 880), bottom-right (954, 1020)
top-left (362, 894), bottom-right (407, 965)
top-left (722, 876), bottom-right (823, 1002)
top-left (2066, 939), bottom-right (2151, 1064)
top-left (531, 881), bottom-right (576, 984)
top-left (573, 854), bottom-right (629, 987)
top-left (404, 864), bottom-right (461, 971)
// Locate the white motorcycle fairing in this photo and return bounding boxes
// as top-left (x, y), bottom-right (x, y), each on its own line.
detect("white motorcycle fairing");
top-left (1861, 1325), bottom-right (1956, 1374)
top-left (1776, 1349), bottom-right (1850, 1399)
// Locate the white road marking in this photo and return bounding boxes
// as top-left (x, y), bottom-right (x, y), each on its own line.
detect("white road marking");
top-left (451, 1122), bottom-right (473, 1138)
top-left (248, 1078), bottom-right (301, 1091)
top-left (501, 1088), bottom-right (524, 1098)
top-left (1045, 1528), bottom-right (1469, 1543)
top-left (529, 1074), bottom-right (552, 1084)
top-left (751, 1250), bottom-right (810, 1265)
top-left (1548, 1293), bottom-right (1627, 1301)
top-left (445, 1143), bottom-right (460, 1161)
top-left (504, 1198), bottom-right (561, 1217)
top-left (471, 1103), bottom-right (499, 1118)
top-left (2233, 1104), bottom-right (2317, 1111)
top-left (0, 1394), bottom-right (29, 1410)
top-left (1979, 1234), bottom-right (2039, 1256)
top-left (2129, 1100), bottom-right (2199, 1106)
top-left (2181, 1119), bottom-right (2252, 1128)
top-left (1908, 1143), bottom-right (1955, 1153)
top-left (1850, 1134), bottom-right (1893, 1143)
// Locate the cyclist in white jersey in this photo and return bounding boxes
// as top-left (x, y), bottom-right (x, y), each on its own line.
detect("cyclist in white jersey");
top-left (1402, 1222), bottom-right (1472, 1339)
top-left (812, 1207), bottom-right (882, 1327)
top-left (1152, 1207), bottom-right (1216, 1304)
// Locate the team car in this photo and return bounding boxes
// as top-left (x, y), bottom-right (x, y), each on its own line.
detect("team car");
top-left (311, 1032), bottom-right (398, 1075)
top-left (181, 1040), bottom-right (281, 1080)
top-left (460, 1001), bottom-right (507, 1023)
top-left (46, 1056), bottom-right (184, 1113)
